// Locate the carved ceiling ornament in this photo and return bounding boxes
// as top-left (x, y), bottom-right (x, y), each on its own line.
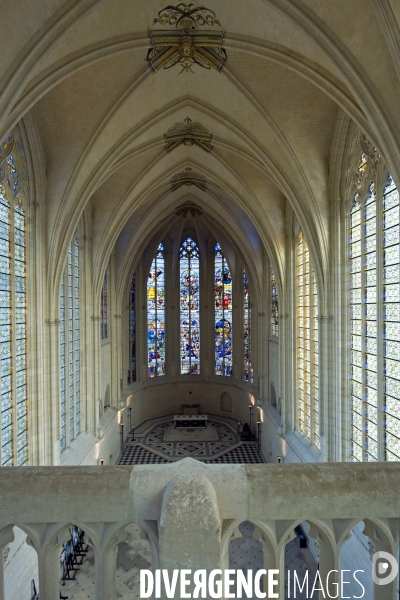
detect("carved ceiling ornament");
top-left (147, 3), bottom-right (227, 73)
top-left (175, 201), bottom-right (203, 217)
top-left (0, 128), bottom-right (29, 207)
top-left (171, 166), bottom-right (207, 191)
top-left (164, 117), bottom-right (213, 153)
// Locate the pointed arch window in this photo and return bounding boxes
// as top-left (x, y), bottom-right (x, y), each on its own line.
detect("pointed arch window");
top-left (0, 129), bottom-right (28, 467)
top-left (296, 231), bottom-right (319, 448)
top-left (180, 238), bottom-right (200, 374)
top-left (100, 268), bottom-right (108, 340)
top-left (271, 268), bottom-right (279, 337)
top-left (128, 273), bottom-right (136, 384)
top-left (350, 169), bottom-right (400, 462)
top-left (243, 270), bottom-right (253, 382)
top-left (214, 243), bottom-right (233, 376)
top-left (60, 235), bottom-right (81, 453)
top-left (147, 244), bottom-right (166, 377)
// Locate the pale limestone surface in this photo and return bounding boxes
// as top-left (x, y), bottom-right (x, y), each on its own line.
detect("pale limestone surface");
top-left (0, 461), bottom-right (400, 599)
top-left (1, 1), bottom-right (400, 598)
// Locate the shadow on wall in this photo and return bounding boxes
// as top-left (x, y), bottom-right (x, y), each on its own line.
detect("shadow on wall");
top-left (271, 383), bottom-right (277, 409)
top-left (104, 384), bottom-right (110, 411)
top-left (220, 392), bottom-right (232, 413)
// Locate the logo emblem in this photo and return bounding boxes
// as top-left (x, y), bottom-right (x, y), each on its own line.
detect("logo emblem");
top-left (372, 552), bottom-right (398, 585)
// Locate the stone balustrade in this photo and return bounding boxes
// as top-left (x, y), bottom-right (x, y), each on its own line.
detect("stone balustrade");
top-left (1, 458), bottom-right (399, 599)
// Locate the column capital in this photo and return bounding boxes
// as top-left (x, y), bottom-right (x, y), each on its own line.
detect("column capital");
top-left (45, 319), bottom-right (61, 326)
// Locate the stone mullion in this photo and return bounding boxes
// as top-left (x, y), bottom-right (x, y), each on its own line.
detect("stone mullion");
top-left (9, 199), bottom-right (17, 465)
top-left (376, 184), bottom-right (385, 461)
top-left (232, 257), bottom-right (242, 385)
top-left (310, 268), bottom-right (315, 448)
top-left (361, 195), bottom-right (367, 462)
top-left (261, 256), bottom-right (270, 403)
top-left (338, 196), bottom-right (351, 462)
top-left (137, 260), bottom-right (147, 383)
top-left (166, 248), bottom-right (179, 378)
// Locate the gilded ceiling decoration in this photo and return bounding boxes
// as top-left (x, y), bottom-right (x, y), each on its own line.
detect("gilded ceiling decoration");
top-left (171, 167), bottom-right (207, 191)
top-left (164, 117), bottom-right (213, 153)
top-left (147, 3), bottom-right (227, 73)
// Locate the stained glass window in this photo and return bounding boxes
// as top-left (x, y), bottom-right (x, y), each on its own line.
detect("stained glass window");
top-left (101, 268), bottom-right (108, 340)
top-left (350, 167), bottom-right (400, 461)
top-left (180, 238), bottom-right (200, 374)
top-left (60, 235), bottom-right (80, 453)
top-left (296, 231), bottom-right (319, 448)
top-left (0, 127), bottom-right (28, 467)
top-left (215, 243), bottom-right (233, 376)
top-left (128, 273), bottom-right (136, 385)
top-left (243, 270), bottom-right (253, 383)
top-left (148, 244), bottom-right (166, 377)
top-left (383, 175), bottom-right (400, 461)
top-left (271, 268), bottom-right (279, 337)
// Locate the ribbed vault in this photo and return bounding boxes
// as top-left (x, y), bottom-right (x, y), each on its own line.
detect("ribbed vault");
top-left (2, 0), bottom-right (400, 317)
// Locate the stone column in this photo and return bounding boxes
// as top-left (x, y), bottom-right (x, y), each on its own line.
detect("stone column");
top-left (96, 544), bottom-right (118, 600)
top-left (308, 523), bottom-right (340, 600)
top-left (0, 525), bottom-right (14, 599)
top-left (37, 541), bottom-right (62, 600)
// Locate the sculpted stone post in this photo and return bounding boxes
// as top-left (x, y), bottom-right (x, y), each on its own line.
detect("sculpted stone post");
top-left (37, 541), bottom-right (62, 600)
top-left (159, 466), bottom-right (222, 599)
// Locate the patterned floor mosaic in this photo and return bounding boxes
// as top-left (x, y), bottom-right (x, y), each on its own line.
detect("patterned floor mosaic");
top-left (118, 418), bottom-right (263, 465)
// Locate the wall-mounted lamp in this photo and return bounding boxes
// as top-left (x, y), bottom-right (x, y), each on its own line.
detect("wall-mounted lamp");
top-left (277, 455), bottom-right (282, 463)
top-left (120, 422), bottom-right (124, 451)
top-left (128, 407), bottom-right (132, 431)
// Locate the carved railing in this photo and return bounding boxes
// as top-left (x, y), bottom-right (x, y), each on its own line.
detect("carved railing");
top-left (0, 459), bottom-right (399, 599)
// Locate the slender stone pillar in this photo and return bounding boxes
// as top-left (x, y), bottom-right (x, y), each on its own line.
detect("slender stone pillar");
top-left (37, 542), bottom-right (61, 600)
top-left (96, 544), bottom-right (118, 600)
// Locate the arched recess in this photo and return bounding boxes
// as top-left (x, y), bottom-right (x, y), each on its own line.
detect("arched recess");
top-left (228, 521), bottom-right (264, 594)
top-left (2, 524), bottom-right (39, 600)
top-left (114, 522), bottom-right (154, 598)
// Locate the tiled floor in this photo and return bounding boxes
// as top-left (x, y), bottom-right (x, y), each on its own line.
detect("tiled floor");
top-left (118, 416), bottom-right (263, 465)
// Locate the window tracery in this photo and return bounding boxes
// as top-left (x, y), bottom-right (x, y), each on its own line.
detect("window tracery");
top-left (271, 268), bottom-right (279, 337)
top-left (128, 273), bottom-right (136, 384)
top-left (350, 146), bottom-right (400, 461)
top-left (296, 231), bottom-right (319, 448)
top-left (243, 270), bottom-right (252, 383)
top-left (0, 128), bottom-right (28, 467)
top-left (60, 235), bottom-right (81, 453)
top-left (100, 268), bottom-right (108, 340)
top-left (214, 243), bottom-right (232, 376)
top-left (180, 238), bottom-right (200, 374)
top-left (147, 244), bottom-right (166, 377)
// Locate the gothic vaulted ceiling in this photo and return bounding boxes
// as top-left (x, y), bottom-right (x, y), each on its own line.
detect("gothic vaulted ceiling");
top-left (1, 0), bottom-right (400, 298)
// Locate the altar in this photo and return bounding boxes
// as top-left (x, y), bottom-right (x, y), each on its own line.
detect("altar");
top-left (173, 414), bottom-right (208, 429)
